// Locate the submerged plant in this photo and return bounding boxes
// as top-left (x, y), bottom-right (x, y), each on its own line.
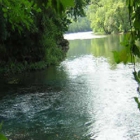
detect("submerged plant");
top-left (0, 123), bottom-right (8, 140)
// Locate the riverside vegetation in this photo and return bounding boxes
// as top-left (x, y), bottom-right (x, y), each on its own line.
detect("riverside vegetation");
top-left (0, 0), bottom-right (89, 74)
top-left (87, 0), bottom-right (131, 34)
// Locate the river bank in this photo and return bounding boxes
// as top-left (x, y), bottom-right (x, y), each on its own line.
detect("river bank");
top-left (0, 38), bottom-right (69, 75)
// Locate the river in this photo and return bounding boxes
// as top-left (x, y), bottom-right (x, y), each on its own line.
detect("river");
top-left (0, 32), bottom-right (140, 140)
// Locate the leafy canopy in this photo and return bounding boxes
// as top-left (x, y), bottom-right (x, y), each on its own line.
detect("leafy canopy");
top-left (0, 0), bottom-right (75, 31)
top-left (87, 0), bottom-right (130, 34)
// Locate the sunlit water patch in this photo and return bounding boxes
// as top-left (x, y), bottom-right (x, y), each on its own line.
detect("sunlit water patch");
top-left (61, 55), bottom-right (140, 140)
top-left (64, 31), bottom-right (106, 40)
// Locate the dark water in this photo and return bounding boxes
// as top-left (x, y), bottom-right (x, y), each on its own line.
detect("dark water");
top-left (0, 33), bottom-right (140, 140)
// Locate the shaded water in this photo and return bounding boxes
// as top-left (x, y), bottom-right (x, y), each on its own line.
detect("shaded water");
top-left (0, 33), bottom-right (140, 140)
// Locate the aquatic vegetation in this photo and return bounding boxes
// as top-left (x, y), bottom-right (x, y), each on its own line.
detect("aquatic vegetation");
top-left (0, 123), bottom-right (7, 140)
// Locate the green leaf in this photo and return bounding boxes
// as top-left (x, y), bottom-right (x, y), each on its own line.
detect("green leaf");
top-left (132, 44), bottom-right (140, 57)
top-left (134, 20), bottom-right (140, 30)
top-left (112, 51), bottom-right (120, 64)
top-left (0, 133), bottom-right (8, 140)
top-left (59, 0), bottom-right (74, 8)
top-left (134, 97), bottom-right (139, 104)
top-left (36, 8), bottom-right (42, 13)
top-left (113, 48), bottom-right (131, 64)
top-left (134, 97), bottom-right (140, 110)
top-left (133, 71), bottom-right (140, 83)
top-left (50, 0), bottom-right (74, 13)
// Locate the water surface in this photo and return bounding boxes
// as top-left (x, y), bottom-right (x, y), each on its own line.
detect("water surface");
top-left (0, 33), bottom-right (140, 140)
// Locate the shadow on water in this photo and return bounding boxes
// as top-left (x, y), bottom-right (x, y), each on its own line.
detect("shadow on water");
top-left (0, 33), bottom-right (140, 140)
top-left (0, 66), bottom-right (68, 97)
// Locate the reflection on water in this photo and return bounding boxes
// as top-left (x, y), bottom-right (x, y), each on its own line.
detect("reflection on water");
top-left (67, 34), bottom-right (124, 65)
top-left (0, 33), bottom-right (140, 140)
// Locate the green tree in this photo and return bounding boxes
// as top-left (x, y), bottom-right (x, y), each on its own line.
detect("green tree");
top-left (88, 0), bottom-right (130, 34)
top-left (67, 17), bottom-right (92, 33)
top-left (0, 0), bottom-right (91, 73)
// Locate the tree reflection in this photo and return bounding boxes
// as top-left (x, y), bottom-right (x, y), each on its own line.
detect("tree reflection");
top-left (67, 34), bottom-right (127, 66)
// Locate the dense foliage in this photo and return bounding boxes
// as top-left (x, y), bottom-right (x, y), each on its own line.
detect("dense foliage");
top-left (87, 0), bottom-right (130, 34)
top-left (0, 0), bottom-right (90, 73)
top-left (67, 17), bottom-right (92, 33)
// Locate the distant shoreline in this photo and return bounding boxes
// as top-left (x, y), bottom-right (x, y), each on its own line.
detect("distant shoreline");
top-left (64, 31), bottom-right (107, 40)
